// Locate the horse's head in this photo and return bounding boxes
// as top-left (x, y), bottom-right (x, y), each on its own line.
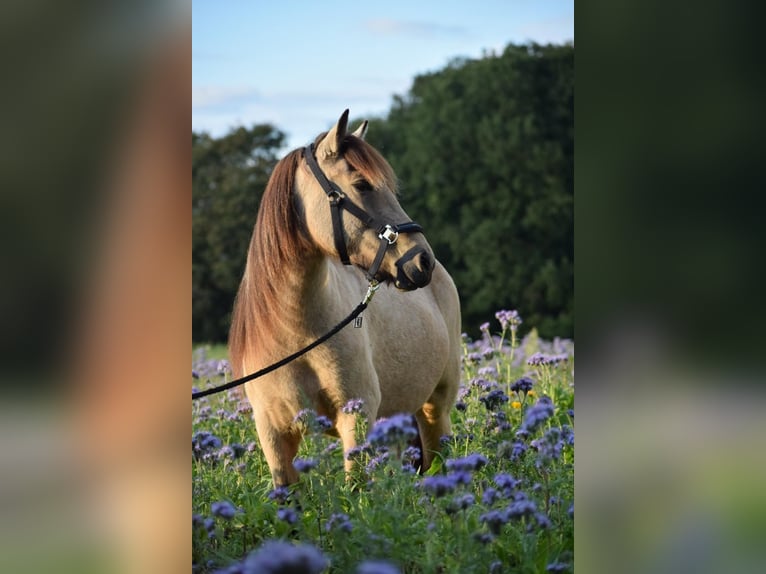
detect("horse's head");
top-left (295, 110), bottom-right (435, 290)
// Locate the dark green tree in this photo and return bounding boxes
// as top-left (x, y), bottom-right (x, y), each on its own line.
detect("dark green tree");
top-left (363, 43), bottom-right (573, 338)
top-left (192, 125), bottom-right (285, 342)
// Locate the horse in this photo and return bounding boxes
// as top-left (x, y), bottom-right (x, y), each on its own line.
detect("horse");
top-left (228, 110), bottom-right (461, 487)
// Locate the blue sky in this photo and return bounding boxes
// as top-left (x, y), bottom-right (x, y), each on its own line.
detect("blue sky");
top-left (193, 1), bottom-right (573, 150)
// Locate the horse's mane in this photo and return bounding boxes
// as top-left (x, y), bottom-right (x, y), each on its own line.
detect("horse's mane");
top-left (228, 134), bottom-right (398, 374)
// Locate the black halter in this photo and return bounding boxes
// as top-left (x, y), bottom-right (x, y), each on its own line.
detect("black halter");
top-left (303, 143), bottom-right (424, 282)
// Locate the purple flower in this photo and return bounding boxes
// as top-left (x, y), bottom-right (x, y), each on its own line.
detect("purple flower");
top-left (242, 540), bottom-right (328, 574)
top-left (196, 405), bottom-right (212, 421)
top-left (480, 322), bottom-right (490, 334)
top-left (450, 470), bottom-right (473, 486)
top-left (366, 451), bottom-right (390, 472)
top-left (482, 487), bottom-right (501, 506)
top-left (315, 416), bottom-right (333, 431)
top-left (267, 486), bottom-right (291, 504)
top-left (216, 359), bottom-right (232, 374)
top-left (480, 509), bottom-right (509, 534)
top-left (510, 376), bottom-right (535, 393)
top-left (469, 377), bottom-right (498, 392)
top-left (495, 309), bottom-right (522, 332)
top-left (293, 457), bottom-right (318, 473)
top-left (507, 498), bottom-right (537, 519)
top-left (546, 561), bottom-right (571, 573)
top-left (204, 517), bottom-right (216, 538)
top-left (479, 389), bottom-right (510, 411)
top-left (464, 352), bottom-right (482, 364)
top-left (420, 475), bottom-right (457, 497)
top-left (193, 431), bottom-right (222, 455)
top-left (534, 512), bottom-right (552, 529)
top-left (474, 532), bottom-right (494, 545)
top-left (446, 453), bottom-right (488, 472)
top-left (356, 560), bottom-right (401, 574)
top-left (367, 414), bottom-right (418, 446)
top-left (522, 397), bottom-right (555, 433)
top-left (322, 441), bottom-right (340, 455)
top-left (342, 398), bottom-right (365, 414)
top-left (344, 444), bottom-right (371, 461)
top-left (419, 471), bottom-right (472, 497)
top-left (527, 352), bottom-right (568, 366)
top-left (217, 446), bottom-right (235, 460)
top-left (447, 493), bottom-right (476, 513)
top-left (532, 426), bottom-right (571, 467)
top-left (478, 366), bottom-right (498, 377)
top-left (294, 408), bottom-right (315, 423)
top-left (293, 409), bottom-right (333, 433)
top-left (494, 473), bottom-right (521, 493)
top-left (217, 443), bottom-right (246, 461)
top-left (237, 402), bottom-right (253, 415)
top-left (277, 507), bottom-right (299, 524)
top-left (510, 441), bottom-right (527, 460)
top-left (489, 411), bottom-right (511, 433)
top-left (325, 512), bottom-right (353, 533)
top-left (211, 500), bottom-right (238, 520)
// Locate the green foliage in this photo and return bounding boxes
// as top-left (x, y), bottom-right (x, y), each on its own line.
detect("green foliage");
top-left (192, 125), bottom-right (285, 342)
top-left (364, 43), bottom-right (573, 339)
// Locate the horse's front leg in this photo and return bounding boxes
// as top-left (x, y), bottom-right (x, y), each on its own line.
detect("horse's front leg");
top-left (253, 415), bottom-right (301, 487)
top-left (335, 393), bottom-right (380, 480)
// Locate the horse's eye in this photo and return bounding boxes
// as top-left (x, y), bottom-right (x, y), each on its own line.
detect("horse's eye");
top-left (354, 179), bottom-right (374, 193)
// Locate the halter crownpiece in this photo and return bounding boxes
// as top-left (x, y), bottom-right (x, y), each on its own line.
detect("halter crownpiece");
top-left (303, 143), bottom-right (424, 283)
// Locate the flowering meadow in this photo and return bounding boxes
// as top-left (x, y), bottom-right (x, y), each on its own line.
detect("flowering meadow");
top-left (192, 311), bottom-right (574, 573)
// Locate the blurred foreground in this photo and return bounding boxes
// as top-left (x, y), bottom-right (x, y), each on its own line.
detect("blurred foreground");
top-left (0, 2), bottom-right (190, 573)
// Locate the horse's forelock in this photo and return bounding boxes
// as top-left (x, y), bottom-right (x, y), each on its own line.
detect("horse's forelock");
top-left (341, 136), bottom-right (398, 194)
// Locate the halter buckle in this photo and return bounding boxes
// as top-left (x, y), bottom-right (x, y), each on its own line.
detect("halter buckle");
top-left (327, 188), bottom-right (344, 203)
top-left (379, 225), bottom-right (399, 245)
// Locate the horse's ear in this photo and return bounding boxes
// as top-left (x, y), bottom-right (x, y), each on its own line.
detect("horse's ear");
top-left (317, 109), bottom-right (349, 158)
top-left (351, 120), bottom-right (368, 140)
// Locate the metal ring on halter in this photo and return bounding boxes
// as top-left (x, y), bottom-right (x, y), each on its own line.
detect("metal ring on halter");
top-left (378, 225), bottom-right (399, 245)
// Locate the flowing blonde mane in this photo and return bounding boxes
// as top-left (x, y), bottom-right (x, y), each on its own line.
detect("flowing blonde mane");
top-left (228, 134), bottom-right (397, 374)
top-left (228, 147), bottom-right (310, 373)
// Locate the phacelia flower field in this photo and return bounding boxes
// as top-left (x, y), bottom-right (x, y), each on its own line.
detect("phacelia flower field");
top-left (192, 311), bottom-right (574, 573)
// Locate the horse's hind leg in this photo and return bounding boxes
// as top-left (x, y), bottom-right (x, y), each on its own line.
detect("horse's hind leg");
top-left (415, 406), bottom-right (451, 472)
top-left (254, 418), bottom-right (301, 487)
top-left (416, 379), bottom-right (458, 471)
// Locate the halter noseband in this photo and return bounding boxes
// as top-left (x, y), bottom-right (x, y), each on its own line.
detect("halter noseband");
top-left (303, 143), bottom-right (424, 283)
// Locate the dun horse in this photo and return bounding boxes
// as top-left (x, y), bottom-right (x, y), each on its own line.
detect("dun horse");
top-left (229, 110), bottom-right (461, 486)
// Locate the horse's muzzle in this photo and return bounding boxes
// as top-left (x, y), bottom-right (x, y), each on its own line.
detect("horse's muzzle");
top-left (395, 248), bottom-right (434, 291)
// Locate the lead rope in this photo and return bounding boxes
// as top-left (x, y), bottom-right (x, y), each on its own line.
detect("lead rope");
top-left (191, 280), bottom-right (380, 400)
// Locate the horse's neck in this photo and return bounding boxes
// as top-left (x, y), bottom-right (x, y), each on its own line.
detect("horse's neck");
top-left (259, 255), bottom-right (346, 341)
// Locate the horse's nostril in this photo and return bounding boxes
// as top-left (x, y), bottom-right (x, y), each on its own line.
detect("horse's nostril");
top-left (418, 251), bottom-right (433, 274)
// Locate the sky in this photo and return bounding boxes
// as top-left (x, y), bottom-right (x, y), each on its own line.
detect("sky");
top-left (193, 0), bottom-right (573, 150)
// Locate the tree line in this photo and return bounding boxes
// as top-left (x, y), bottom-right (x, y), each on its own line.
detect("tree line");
top-left (193, 42), bottom-right (573, 343)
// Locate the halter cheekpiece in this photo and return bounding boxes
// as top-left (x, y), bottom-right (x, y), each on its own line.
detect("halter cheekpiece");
top-left (303, 143), bottom-right (424, 283)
